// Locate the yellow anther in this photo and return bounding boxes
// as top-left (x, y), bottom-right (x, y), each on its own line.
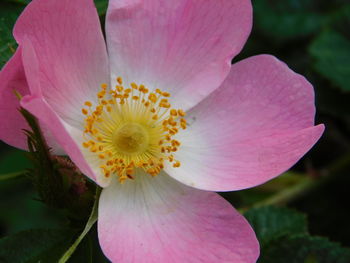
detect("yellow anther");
top-left (117, 77), bottom-right (123, 85)
top-left (132, 96), bottom-right (139, 100)
top-left (101, 83), bottom-right (108, 90)
top-left (162, 92), bottom-right (170, 97)
top-left (148, 93), bottom-right (158, 103)
top-left (139, 85), bottom-right (148, 93)
top-left (180, 120), bottom-right (187, 129)
top-left (82, 142), bottom-right (90, 148)
top-left (82, 109), bottom-right (88, 115)
top-left (159, 102), bottom-right (171, 108)
top-left (171, 140), bottom-right (180, 147)
top-left (91, 146), bottom-right (97, 153)
top-left (131, 83), bottom-right (138, 89)
top-left (84, 101), bottom-right (92, 107)
top-left (98, 91), bottom-right (106, 99)
top-left (170, 109), bottom-right (177, 116)
top-left (178, 109), bottom-right (186, 117)
top-left (173, 161), bottom-right (181, 168)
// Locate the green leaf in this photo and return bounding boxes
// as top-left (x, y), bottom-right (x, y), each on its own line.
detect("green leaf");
top-left (260, 235), bottom-right (350, 263)
top-left (0, 228), bottom-right (76, 263)
top-left (245, 206), bottom-right (350, 263)
top-left (0, 2), bottom-right (24, 68)
top-left (309, 31), bottom-right (350, 92)
top-left (245, 206), bottom-right (308, 246)
top-left (253, 0), bottom-right (324, 41)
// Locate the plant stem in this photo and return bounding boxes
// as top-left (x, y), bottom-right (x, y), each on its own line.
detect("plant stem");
top-left (58, 187), bottom-right (101, 263)
top-left (0, 171), bottom-right (26, 181)
top-left (240, 152), bottom-right (350, 212)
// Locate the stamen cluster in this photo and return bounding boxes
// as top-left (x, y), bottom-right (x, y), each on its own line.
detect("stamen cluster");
top-left (81, 77), bottom-right (186, 183)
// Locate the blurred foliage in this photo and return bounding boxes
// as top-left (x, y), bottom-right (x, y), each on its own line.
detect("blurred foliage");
top-left (1, 0), bottom-right (350, 262)
top-left (253, 0), bottom-right (325, 40)
top-left (0, 229), bottom-right (75, 263)
top-left (246, 207), bottom-right (350, 263)
top-left (0, 1), bottom-right (22, 68)
top-left (310, 30), bottom-right (350, 92)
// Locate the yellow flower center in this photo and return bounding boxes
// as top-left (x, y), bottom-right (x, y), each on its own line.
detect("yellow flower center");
top-left (81, 77), bottom-right (186, 183)
top-left (113, 123), bottom-right (149, 155)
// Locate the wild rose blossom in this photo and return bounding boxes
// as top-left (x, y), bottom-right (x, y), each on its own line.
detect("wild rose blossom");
top-left (0, 0), bottom-right (324, 262)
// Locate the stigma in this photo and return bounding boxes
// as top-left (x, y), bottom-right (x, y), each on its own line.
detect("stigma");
top-left (81, 77), bottom-right (186, 183)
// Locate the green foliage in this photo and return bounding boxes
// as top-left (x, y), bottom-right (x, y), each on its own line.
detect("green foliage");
top-left (0, 229), bottom-right (75, 263)
top-left (0, 1), bottom-right (23, 68)
top-left (245, 206), bottom-right (307, 246)
top-left (253, 0), bottom-right (324, 41)
top-left (310, 31), bottom-right (350, 92)
top-left (262, 235), bottom-right (350, 263)
top-left (245, 206), bottom-right (350, 263)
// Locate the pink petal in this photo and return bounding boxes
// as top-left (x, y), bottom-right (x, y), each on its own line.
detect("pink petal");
top-left (106, 0), bottom-right (252, 110)
top-left (166, 55), bottom-right (325, 191)
top-left (13, 0), bottom-right (109, 127)
top-left (0, 46), bottom-right (64, 154)
top-left (98, 173), bottom-right (259, 263)
top-left (0, 47), bottom-right (30, 150)
top-left (19, 39), bottom-right (111, 186)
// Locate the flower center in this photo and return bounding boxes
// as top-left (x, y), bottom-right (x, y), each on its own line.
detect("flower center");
top-left (113, 123), bottom-right (149, 154)
top-left (81, 77), bottom-right (186, 183)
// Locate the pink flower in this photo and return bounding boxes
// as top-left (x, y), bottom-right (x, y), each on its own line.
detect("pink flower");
top-left (0, 0), bottom-right (324, 262)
